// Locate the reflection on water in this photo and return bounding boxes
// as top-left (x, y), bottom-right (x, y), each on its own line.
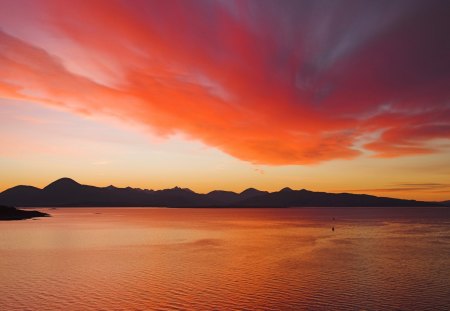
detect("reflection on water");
top-left (1, 207), bottom-right (449, 310)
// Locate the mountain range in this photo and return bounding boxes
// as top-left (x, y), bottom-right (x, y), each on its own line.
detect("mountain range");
top-left (0, 178), bottom-right (444, 208)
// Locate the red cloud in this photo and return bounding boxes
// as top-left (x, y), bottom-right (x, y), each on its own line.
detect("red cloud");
top-left (0, 0), bottom-right (449, 164)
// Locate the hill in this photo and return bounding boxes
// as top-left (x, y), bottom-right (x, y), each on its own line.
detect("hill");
top-left (0, 178), bottom-right (441, 208)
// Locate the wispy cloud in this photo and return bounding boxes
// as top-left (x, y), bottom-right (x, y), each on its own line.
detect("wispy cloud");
top-left (345, 183), bottom-right (450, 193)
top-left (253, 168), bottom-right (265, 175)
top-left (92, 160), bottom-right (111, 166)
top-left (0, 0), bottom-right (449, 164)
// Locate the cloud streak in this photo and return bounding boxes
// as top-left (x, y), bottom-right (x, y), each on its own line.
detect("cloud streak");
top-left (345, 183), bottom-right (450, 194)
top-left (0, 0), bottom-right (449, 164)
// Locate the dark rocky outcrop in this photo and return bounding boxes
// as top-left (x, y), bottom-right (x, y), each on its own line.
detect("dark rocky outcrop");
top-left (0, 205), bottom-right (50, 220)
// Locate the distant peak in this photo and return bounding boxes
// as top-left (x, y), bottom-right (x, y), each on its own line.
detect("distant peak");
top-left (44, 177), bottom-right (80, 190)
top-left (208, 190), bottom-right (236, 194)
top-left (240, 188), bottom-right (261, 194)
top-left (52, 177), bottom-right (79, 184)
top-left (163, 186), bottom-right (194, 193)
top-left (280, 187), bottom-right (293, 192)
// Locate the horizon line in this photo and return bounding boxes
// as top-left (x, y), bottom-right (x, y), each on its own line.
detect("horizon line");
top-left (1, 177), bottom-right (445, 203)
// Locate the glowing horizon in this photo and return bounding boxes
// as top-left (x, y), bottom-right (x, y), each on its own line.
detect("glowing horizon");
top-left (1, 0), bottom-right (449, 201)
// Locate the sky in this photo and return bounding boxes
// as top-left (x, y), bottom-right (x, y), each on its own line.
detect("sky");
top-left (0, 0), bottom-right (449, 201)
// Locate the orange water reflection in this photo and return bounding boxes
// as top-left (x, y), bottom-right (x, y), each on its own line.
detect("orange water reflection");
top-left (1, 207), bottom-right (450, 310)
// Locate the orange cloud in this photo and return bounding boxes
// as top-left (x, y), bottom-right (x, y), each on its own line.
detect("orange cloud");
top-left (0, 0), bottom-right (449, 164)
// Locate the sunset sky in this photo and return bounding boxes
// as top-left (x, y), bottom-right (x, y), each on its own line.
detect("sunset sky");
top-left (1, 0), bottom-right (449, 201)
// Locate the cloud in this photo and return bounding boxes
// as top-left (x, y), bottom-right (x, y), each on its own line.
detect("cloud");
top-left (254, 168), bottom-right (265, 175)
top-left (0, 0), bottom-right (449, 165)
top-left (345, 183), bottom-right (450, 193)
top-left (92, 160), bottom-right (111, 166)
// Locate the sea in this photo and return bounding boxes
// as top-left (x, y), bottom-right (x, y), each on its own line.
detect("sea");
top-left (1, 207), bottom-right (449, 310)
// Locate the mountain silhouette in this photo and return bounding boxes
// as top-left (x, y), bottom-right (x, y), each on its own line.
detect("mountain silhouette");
top-left (43, 177), bottom-right (81, 191)
top-left (0, 177), bottom-right (443, 208)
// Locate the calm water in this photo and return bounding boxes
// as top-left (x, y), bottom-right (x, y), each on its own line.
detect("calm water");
top-left (1, 207), bottom-right (450, 310)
